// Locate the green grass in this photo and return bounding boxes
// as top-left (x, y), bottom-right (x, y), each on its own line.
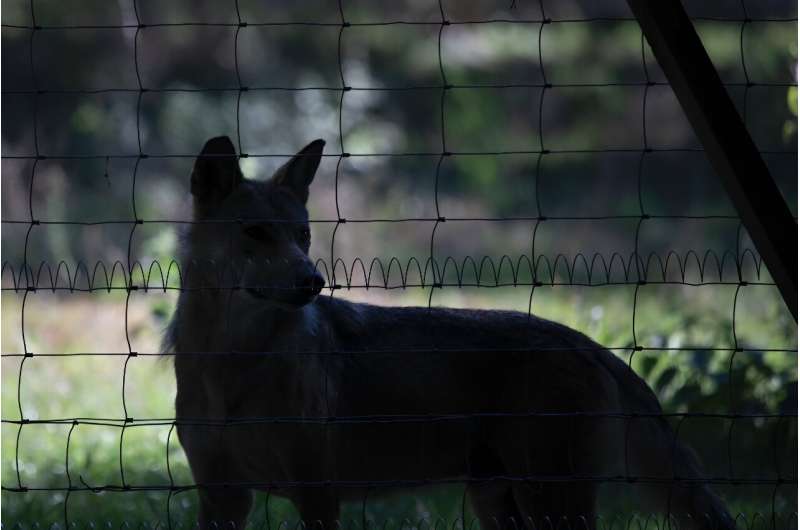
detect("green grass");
top-left (2, 284), bottom-right (796, 526)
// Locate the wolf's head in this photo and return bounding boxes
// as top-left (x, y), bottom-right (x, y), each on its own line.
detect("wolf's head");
top-left (185, 135), bottom-right (326, 309)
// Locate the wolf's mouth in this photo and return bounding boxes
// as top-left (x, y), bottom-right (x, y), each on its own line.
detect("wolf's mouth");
top-left (246, 287), bottom-right (272, 299)
top-left (245, 286), bottom-right (319, 308)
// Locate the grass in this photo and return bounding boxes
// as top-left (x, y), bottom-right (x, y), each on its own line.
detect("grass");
top-left (1, 282), bottom-right (796, 527)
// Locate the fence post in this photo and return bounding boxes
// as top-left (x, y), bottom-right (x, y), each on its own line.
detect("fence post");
top-left (626, 0), bottom-right (798, 321)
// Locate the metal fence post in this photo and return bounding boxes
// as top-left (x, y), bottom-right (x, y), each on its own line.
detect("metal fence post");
top-left (626, 0), bottom-right (798, 321)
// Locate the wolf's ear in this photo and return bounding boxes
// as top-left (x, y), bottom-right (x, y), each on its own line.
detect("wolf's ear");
top-left (191, 136), bottom-right (242, 214)
top-left (271, 139), bottom-right (325, 204)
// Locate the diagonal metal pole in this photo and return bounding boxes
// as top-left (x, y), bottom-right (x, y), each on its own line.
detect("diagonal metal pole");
top-left (626, 0), bottom-right (797, 321)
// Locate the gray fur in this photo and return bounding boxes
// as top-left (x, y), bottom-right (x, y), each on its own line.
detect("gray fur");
top-left (167, 137), bottom-right (735, 530)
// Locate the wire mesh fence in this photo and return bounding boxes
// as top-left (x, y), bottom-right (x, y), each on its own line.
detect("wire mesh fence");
top-left (1, 0), bottom-right (797, 528)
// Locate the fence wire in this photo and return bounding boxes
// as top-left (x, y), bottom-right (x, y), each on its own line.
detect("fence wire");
top-left (1, 0), bottom-right (798, 529)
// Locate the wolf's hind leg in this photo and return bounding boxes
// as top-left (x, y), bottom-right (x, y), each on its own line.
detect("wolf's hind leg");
top-left (467, 481), bottom-right (524, 530)
top-left (294, 488), bottom-right (341, 530)
top-left (511, 482), bottom-right (596, 530)
top-left (627, 416), bottom-right (735, 530)
top-left (467, 445), bottom-right (525, 530)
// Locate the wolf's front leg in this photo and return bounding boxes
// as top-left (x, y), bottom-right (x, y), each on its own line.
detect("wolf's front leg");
top-left (197, 484), bottom-right (254, 529)
top-left (294, 489), bottom-right (341, 530)
top-left (178, 422), bottom-right (253, 528)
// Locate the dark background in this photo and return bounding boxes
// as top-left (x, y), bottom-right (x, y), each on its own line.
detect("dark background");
top-left (1, 0), bottom-right (797, 526)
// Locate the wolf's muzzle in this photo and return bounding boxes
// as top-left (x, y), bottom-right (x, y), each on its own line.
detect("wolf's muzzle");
top-left (298, 272), bottom-right (325, 297)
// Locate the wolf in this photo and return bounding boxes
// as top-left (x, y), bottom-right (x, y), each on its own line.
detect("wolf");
top-left (165, 136), bottom-right (735, 530)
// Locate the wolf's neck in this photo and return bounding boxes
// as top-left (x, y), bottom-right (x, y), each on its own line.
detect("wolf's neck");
top-left (174, 289), bottom-right (321, 354)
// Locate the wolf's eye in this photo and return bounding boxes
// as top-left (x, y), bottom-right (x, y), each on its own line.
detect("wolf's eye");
top-left (243, 225), bottom-right (270, 242)
top-left (298, 227), bottom-right (311, 245)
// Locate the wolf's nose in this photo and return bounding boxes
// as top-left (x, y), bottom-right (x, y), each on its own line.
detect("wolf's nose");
top-left (300, 273), bottom-right (325, 296)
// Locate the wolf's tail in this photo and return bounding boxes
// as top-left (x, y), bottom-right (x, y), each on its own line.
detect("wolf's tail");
top-left (598, 351), bottom-right (736, 530)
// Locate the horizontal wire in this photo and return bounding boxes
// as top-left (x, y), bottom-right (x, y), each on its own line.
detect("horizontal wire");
top-left (0, 282), bottom-right (780, 294)
top-left (3, 411), bottom-right (797, 428)
top-left (3, 474), bottom-right (794, 494)
top-left (2, 16), bottom-right (796, 31)
top-left (0, 279), bottom-right (779, 289)
top-left (4, 148), bottom-right (797, 160)
top-left (3, 346), bottom-right (796, 358)
top-left (0, 215), bottom-right (754, 225)
top-left (3, 81), bottom-right (797, 95)
top-left (0, 514), bottom-right (795, 530)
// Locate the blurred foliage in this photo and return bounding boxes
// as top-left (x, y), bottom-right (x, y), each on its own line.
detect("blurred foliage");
top-left (1, 0), bottom-right (797, 526)
top-left (1, 0), bottom-right (797, 266)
